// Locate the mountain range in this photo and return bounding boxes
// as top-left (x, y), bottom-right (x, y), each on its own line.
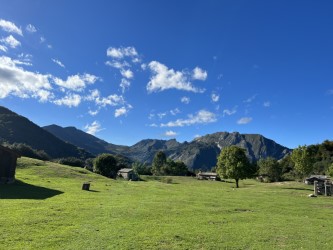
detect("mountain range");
top-left (0, 106), bottom-right (291, 170)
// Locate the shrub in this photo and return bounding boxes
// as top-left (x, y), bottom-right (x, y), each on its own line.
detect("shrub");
top-left (93, 154), bottom-right (120, 178)
top-left (57, 157), bottom-right (85, 167)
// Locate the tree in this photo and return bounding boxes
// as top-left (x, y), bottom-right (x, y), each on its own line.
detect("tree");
top-left (216, 146), bottom-right (251, 188)
top-left (328, 163), bottom-right (333, 177)
top-left (258, 157), bottom-right (282, 182)
top-left (132, 161), bottom-right (151, 175)
top-left (291, 145), bottom-right (315, 179)
top-left (151, 151), bottom-right (167, 175)
top-left (93, 154), bottom-right (120, 178)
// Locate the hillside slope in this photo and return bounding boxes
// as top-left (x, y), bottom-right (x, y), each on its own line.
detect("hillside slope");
top-left (0, 106), bottom-right (92, 159)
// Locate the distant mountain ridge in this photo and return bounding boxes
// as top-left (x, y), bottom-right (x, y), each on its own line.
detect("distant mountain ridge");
top-left (0, 106), bottom-right (291, 170)
top-left (43, 125), bottom-right (291, 171)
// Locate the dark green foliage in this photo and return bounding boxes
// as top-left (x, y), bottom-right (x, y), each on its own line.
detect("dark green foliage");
top-left (132, 161), bottom-right (151, 175)
top-left (4, 142), bottom-right (50, 160)
top-left (57, 157), bottom-right (85, 168)
top-left (216, 146), bottom-right (252, 188)
top-left (291, 145), bottom-right (315, 178)
top-left (258, 157), bottom-right (282, 182)
top-left (151, 151), bottom-right (167, 175)
top-left (84, 158), bottom-right (94, 171)
top-left (93, 154), bottom-right (120, 178)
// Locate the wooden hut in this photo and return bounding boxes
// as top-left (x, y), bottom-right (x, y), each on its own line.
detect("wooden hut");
top-left (0, 145), bottom-right (20, 184)
top-left (117, 168), bottom-right (138, 181)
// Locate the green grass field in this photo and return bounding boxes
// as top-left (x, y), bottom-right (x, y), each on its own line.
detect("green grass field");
top-left (1, 157), bottom-right (333, 249)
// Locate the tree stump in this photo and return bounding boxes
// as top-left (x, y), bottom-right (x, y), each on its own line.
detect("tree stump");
top-left (82, 182), bottom-right (90, 191)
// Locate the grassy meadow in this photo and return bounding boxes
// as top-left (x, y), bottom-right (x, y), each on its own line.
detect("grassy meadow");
top-left (1, 157), bottom-right (333, 249)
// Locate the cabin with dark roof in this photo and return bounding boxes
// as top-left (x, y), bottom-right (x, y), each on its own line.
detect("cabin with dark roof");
top-left (0, 145), bottom-right (20, 184)
top-left (197, 171), bottom-right (218, 181)
top-left (117, 168), bottom-right (138, 181)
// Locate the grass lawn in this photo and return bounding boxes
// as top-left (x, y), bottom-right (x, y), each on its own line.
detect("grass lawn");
top-left (1, 157), bottom-right (333, 249)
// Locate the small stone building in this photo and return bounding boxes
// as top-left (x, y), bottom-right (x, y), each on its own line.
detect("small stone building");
top-left (0, 145), bottom-right (20, 184)
top-left (117, 168), bottom-right (138, 181)
top-left (197, 171), bottom-right (218, 181)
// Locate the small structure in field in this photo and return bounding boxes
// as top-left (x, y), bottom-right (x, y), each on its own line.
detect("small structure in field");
top-left (305, 175), bottom-right (329, 185)
top-left (117, 168), bottom-right (138, 181)
top-left (0, 145), bottom-right (21, 184)
top-left (197, 171), bottom-right (218, 181)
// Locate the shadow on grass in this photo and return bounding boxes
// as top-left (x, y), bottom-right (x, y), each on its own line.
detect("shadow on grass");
top-left (0, 180), bottom-right (63, 199)
top-left (282, 187), bottom-right (313, 191)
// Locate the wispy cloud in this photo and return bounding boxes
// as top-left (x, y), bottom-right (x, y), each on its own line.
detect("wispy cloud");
top-left (223, 106), bottom-right (237, 116)
top-left (170, 108), bottom-right (180, 116)
top-left (147, 61), bottom-right (205, 93)
top-left (1, 35), bottom-right (21, 48)
top-left (52, 58), bottom-right (65, 68)
top-left (164, 130), bottom-right (178, 137)
top-left (0, 19), bottom-right (22, 36)
top-left (120, 69), bottom-right (133, 79)
top-left (244, 95), bottom-right (257, 103)
top-left (237, 117), bottom-right (253, 125)
top-left (211, 93), bottom-right (220, 102)
top-left (181, 96), bottom-right (190, 104)
top-left (84, 121), bottom-right (103, 135)
top-left (120, 78), bottom-right (130, 93)
top-left (161, 109), bottom-right (217, 127)
top-left (53, 93), bottom-right (81, 107)
top-left (26, 24), bottom-right (37, 33)
top-left (192, 67), bottom-right (207, 81)
top-left (263, 101), bottom-right (271, 107)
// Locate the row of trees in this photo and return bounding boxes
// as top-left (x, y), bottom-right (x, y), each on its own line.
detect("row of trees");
top-left (216, 142), bottom-right (333, 187)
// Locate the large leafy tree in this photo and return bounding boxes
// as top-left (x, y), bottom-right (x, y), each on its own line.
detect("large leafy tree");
top-left (291, 145), bottom-right (315, 178)
top-left (216, 146), bottom-right (251, 188)
top-left (258, 157), bottom-right (282, 182)
top-left (93, 154), bottom-right (120, 178)
top-left (151, 151), bottom-right (167, 175)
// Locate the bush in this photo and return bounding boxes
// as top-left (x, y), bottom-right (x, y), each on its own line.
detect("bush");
top-left (57, 157), bottom-right (85, 167)
top-left (161, 177), bottom-right (173, 184)
top-left (93, 154), bottom-right (120, 178)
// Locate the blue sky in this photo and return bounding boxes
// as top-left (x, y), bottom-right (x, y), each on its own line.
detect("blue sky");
top-left (0, 0), bottom-right (332, 149)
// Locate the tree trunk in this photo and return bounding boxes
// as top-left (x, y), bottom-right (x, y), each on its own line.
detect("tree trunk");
top-left (235, 179), bottom-right (239, 188)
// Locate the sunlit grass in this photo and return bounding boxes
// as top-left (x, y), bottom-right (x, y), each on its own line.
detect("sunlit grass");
top-left (1, 157), bottom-right (333, 249)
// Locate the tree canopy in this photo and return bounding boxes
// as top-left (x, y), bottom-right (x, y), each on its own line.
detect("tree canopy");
top-left (258, 157), bottom-right (282, 182)
top-left (291, 145), bottom-right (315, 178)
top-left (216, 146), bottom-right (252, 188)
top-left (93, 153), bottom-right (120, 178)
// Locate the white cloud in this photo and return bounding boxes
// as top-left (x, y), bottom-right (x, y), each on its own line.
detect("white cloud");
top-left (115, 105), bottom-right (132, 118)
top-left (0, 19), bottom-right (22, 36)
top-left (1, 35), bottom-right (21, 48)
top-left (120, 78), bottom-right (130, 93)
top-left (0, 56), bottom-right (52, 101)
top-left (0, 45), bottom-right (7, 52)
top-left (223, 107), bottom-right (237, 116)
top-left (53, 93), bottom-right (81, 107)
top-left (105, 60), bottom-right (130, 69)
top-left (53, 73), bottom-right (98, 92)
top-left (107, 46), bottom-right (138, 59)
top-left (161, 109), bottom-right (217, 127)
top-left (181, 96), bottom-right (190, 104)
top-left (88, 109), bottom-right (99, 116)
top-left (120, 69), bottom-right (133, 79)
top-left (26, 24), bottom-right (37, 33)
top-left (164, 130), bottom-right (177, 137)
top-left (263, 101), bottom-right (271, 107)
top-left (40, 36), bottom-right (46, 43)
top-left (211, 93), bottom-right (220, 102)
top-left (237, 117), bottom-right (253, 125)
top-left (86, 90), bottom-right (125, 108)
top-left (147, 61), bottom-right (205, 93)
top-left (170, 108), bottom-right (180, 116)
top-left (84, 121), bottom-right (103, 135)
top-left (192, 67), bottom-right (207, 81)
top-left (149, 123), bottom-right (158, 127)
top-left (52, 59), bottom-right (65, 68)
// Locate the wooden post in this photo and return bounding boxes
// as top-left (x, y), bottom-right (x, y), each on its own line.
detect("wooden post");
top-left (82, 182), bottom-right (90, 191)
top-left (314, 181), bottom-right (318, 196)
